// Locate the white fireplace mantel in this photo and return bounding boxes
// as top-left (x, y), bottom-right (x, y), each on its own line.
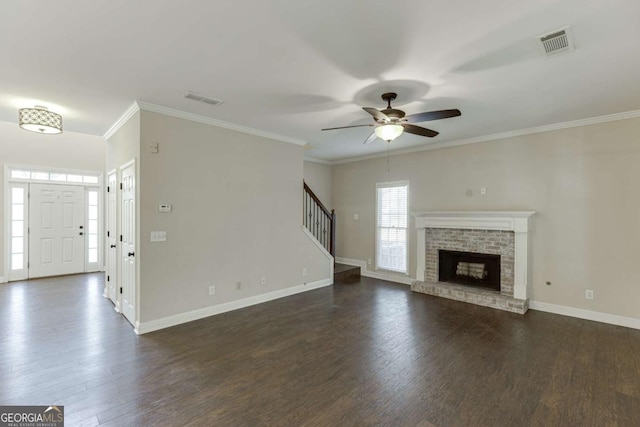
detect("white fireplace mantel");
top-left (413, 210), bottom-right (535, 232)
top-left (413, 211), bottom-right (535, 300)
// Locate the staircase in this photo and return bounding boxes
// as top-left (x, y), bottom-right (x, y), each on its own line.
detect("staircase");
top-left (303, 181), bottom-right (335, 256)
top-left (303, 182), bottom-right (360, 283)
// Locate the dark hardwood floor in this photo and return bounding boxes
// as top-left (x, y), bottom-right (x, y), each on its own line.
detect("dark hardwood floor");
top-left (1, 273), bottom-right (639, 426)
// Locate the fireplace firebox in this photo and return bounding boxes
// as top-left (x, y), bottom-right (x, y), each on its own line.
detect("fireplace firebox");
top-left (438, 250), bottom-right (500, 291)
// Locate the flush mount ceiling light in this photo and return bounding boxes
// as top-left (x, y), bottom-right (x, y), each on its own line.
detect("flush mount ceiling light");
top-left (375, 124), bottom-right (404, 142)
top-left (18, 106), bottom-right (63, 134)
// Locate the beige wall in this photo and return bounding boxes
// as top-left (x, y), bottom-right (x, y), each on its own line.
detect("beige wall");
top-left (106, 111), bottom-right (141, 317)
top-left (333, 117), bottom-right (640, 320)
top-left (137, 111), bottom-right (330, 322)
top-left (304, 160), bottom-right (332, 209)
top-left (0, 121), bottom-right (105, 277)
top-left (106, 111), bottom-right (140, 172)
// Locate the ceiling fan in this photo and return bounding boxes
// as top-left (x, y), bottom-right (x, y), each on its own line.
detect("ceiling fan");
top-left (322, 92), bottom-right (461, 144)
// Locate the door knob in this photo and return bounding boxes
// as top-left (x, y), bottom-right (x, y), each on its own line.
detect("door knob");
top-left (110, 244), bottom-right (116, 248)
top-left (79, 225), bottom-right (84, 229)
top-left (128, 252), bottom-right (135, 257)
top-left (79, 232), bottom-right (84, 236)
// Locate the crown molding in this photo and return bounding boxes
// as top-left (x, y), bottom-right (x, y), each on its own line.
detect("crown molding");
top-left (136, 101), bottom-right (306, 146)
top-left (330, 109), bottom-right (640, 165)
top-left (102, 102), bottom-right (140, 140)
top-left (303, 156), bottom-right (332, 165)
top-left (103, 100), bottom-right (307, 146)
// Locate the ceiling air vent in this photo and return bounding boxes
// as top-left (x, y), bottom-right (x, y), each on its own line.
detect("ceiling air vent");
top-left (184, 91), bottom-right (224, 106)
top-left (537, 26), bottom-right (575, 57)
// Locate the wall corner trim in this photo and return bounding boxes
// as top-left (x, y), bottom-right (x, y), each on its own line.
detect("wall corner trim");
top-left (529, 300), bottom-right (640, 330)
top-left (135, 278), bottom-right (333, 335)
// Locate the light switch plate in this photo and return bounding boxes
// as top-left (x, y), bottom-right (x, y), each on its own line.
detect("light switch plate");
top-left (150, 231), bottom-right (167, 242)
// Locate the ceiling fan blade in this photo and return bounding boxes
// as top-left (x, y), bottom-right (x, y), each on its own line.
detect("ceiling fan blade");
top-left (363, 131), bottom-right (378, 144)
top-left (404, 109), bottom-right (461, 123)
top-left (363, 107), bottom-right (389, 122)
top-left (402, 124), bottom-right (439, 138)
top-left (321, 124), bottom-right (375, 131)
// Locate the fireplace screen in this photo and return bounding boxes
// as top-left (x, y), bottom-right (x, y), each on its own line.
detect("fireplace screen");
top-left (438, 250), bottom-right (500, 291)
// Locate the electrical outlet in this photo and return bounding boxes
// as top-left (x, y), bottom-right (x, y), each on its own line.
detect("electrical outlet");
top-left (150, 231), bottom-right (167, 242)
top-left (367, 258), bottom-right (372, 265)
top-left (302, 268), bottom-right (307, 276)
top-left (260, 277), bottom-right (266, 285)
top-left (236, 282), bottom-right (242, 290)
top-left (585, 289), bottom-right (594, 300)
top-left (208, 285), bottom-right (216, 295)
top-left (480, 187), bottom-right (486, 195)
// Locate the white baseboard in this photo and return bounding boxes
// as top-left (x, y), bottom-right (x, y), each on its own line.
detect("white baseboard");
top-left (135, 278), bottom-right (333, 335)
top-left (335, 257), bottom-right (414, 285)
top-left (529, 300), bottom-right (640, 330)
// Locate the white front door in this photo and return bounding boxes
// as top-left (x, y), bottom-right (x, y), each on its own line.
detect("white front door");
top-left (106, 172), bottom-right (119, 307)
top-left (120, 162), bottom-right (136, 325)
top-left (29, 183), bottom-right (85, 278)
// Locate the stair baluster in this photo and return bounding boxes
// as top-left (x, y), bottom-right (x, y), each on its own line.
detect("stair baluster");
top-left (303, 182), bottom-right (335, 257)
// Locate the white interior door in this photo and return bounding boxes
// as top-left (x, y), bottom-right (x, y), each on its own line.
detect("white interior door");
top-left (106, 172), bottom-right (118, 307)
top-left (29, 183), bottom-right (85, 278)
top-left (120, 162), bottom-right (136, 325)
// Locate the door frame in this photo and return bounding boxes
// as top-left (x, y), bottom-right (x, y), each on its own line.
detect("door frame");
top-left (119, 158), bottom-right (138, 328)
top-left (3, 164), bottom-right (103, 282)
top-left (106, 169), bottom-right (119, 311)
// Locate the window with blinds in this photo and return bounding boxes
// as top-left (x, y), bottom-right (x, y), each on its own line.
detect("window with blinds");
top-left (376, 182), bottom-right (408, 273)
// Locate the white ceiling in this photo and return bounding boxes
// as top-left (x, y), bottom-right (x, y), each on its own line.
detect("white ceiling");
top-left (2, 0), bottom-right (639, 162)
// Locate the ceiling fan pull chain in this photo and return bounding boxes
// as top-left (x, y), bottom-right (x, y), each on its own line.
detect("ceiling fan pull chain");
top-left (387, 142), bottom-right (391, 173)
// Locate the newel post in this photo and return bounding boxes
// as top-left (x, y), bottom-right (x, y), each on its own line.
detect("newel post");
top-left (330, 209), bottom-right (336, 258)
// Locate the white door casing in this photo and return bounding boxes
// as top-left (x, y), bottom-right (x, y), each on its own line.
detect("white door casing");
top-left (107, 172), bottom-right (119, 308)
top-left (29, 183), bottom-right (85, 278)
top-left (120, 162), bottom-right (136, 325)
top-left (5, 165), bottom-right (104, 282)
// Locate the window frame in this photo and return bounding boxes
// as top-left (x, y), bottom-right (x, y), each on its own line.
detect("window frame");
top-left (375, 180), bottom-right (409, 274)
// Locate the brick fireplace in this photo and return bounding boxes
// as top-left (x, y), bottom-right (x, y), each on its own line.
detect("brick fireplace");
top-left (411, 211), bottom-right (535, 314)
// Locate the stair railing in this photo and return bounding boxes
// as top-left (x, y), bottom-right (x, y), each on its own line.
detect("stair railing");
top-left (303, 182), bottom-right (335, 257)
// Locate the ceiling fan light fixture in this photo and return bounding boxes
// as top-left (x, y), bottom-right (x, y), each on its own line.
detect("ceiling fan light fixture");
top-left (375, 124), bottom-right (403, 142)
top-left (18, 106), bottom-right (63, 134)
